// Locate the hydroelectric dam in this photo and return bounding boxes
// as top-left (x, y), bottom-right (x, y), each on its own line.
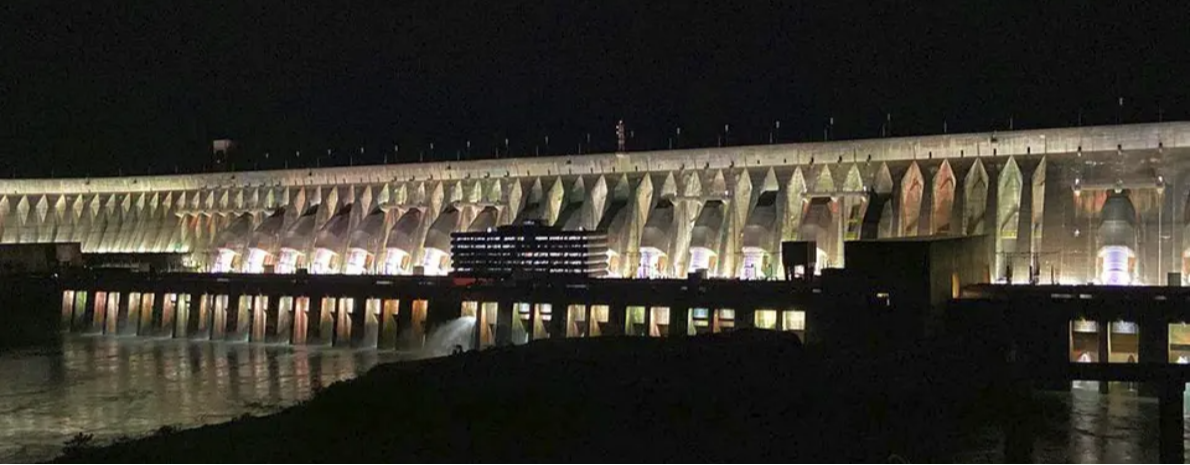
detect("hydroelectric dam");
top-left (2, 122), bottom-right (1190, 285)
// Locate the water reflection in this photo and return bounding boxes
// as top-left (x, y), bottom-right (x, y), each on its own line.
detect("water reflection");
top-left (0, 335), bottom-right (401, 463)
top-left (956, 382), bottom-right (1180, 463)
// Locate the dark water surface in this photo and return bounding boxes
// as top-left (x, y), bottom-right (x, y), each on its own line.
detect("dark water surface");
top-left (0, 336), bottom-right (401, 462)
top-left (0, 336), bottom-right (1184, 463)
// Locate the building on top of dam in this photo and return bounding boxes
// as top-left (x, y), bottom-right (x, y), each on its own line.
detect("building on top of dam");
top-left (2, 122), bottom-right (1190, 285)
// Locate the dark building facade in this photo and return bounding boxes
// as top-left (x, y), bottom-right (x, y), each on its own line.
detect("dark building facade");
top-left (450, 222), bottom-right (608, 278)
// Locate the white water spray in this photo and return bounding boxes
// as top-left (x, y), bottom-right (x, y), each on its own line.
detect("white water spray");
top-left (423, 316), bottom-right (477, 357)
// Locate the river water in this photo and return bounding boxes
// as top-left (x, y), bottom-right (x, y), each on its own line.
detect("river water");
top-left (0, 335), bottom-right (402, 463)
top-left (0, 335), bottom-right (1183, 463)
top-left (954, 382), bottom-right (1173, 463)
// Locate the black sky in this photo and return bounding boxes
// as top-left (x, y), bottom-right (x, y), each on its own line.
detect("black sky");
top-left (4, 1), bottom-right (1189, 177)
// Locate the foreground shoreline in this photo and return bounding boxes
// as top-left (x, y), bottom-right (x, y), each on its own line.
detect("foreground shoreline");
top-left (53, 330), bottom-right (1018, 462)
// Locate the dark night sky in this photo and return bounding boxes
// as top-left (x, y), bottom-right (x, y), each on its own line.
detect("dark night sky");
top-left (3, 1), bottom-right (1189, 177)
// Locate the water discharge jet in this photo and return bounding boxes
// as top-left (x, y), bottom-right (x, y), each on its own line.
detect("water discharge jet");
top-left (422, 316), bottom-right (477, 357)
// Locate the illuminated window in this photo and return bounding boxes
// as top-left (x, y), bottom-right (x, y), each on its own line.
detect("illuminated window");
top-left (1070, 319), bottom-right (1100, 363)
top-left (754, 310), bottom-right (778, 329)
top-left (590, 305), bottom-right (609, 323)
top-left (651, 307), bottom-right (670, 325)
top-left (1171, 323), bottom-right (1190, 363)
top-left (628, 306), bottom-right (646, 324)
top-left (781, 310), bottom-right (806, 331)
top-left (1109, 321), bottom-right (1138, 363)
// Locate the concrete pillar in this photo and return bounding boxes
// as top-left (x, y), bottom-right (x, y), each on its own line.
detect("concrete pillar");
top-left (1141, 317), bottom-right (1170, 398)
top-left (332, 298), bottom-right (350, 347)
top-left (210, 295), bottom-right (227, 341)
top-left (606, 304), bottom-right (627, 336)
top-left (259, 295), bottom-right (278, 343)
top-left (917, 163), bottom-right (935, 237)
top-left (307, 296), bottom-right (324, 345)
top-left (226, 293), bottom-right (243, 341)
top-left (736, 307), bottom-right (756, 330)
top-left (185, 294), bottom-right (204, 339)
top-left (396, 298), bottom-right (418, 350)
top-left (349, 297), bottom-right (367, 347)
top-left (495, 301), bottom-right (514, 346)
top-left (160, 293), bottom-right (177, 338)
top-left (79, 291), bottom-right (96, 333)
top-left (115, 292), bottom-right (132, 336)
top-left (270, 295), bottom-right (287, 343)
top-left (527, 302), bottom-right (540, 341)
top-left (60, 291), bottom-right (73, 331)
top-left (1016, 161), bottom-right (1036, 282)
top-left (669, 306), bottom-right (690, 337)
top-left (101, 292), bottom-right (116, 334)
top-left (1141, 319), bottom-right (1169, 365)
top-left (1159, 381), bottom-right (1185, 464)
top-left (379, 299), bottom-right (400, 350)
top-left (320, 297), bottom-right (337, 347)
top-left (549, 302), bottom-right (569, 339)
top-left (1098, 320), bottom-right (1110, 394)
top-left (642, 305), bottom-right (654, 337)
top-left (471, 303), bottom-right (483, 350)
top-left (205, 294), bottom-right (219, 340)
top-left (141, 294), bottom-right (156, 337)
top-left (173, 293), bottom-right (190, 339)
top-left (149, 292), bottom-right (165, 337)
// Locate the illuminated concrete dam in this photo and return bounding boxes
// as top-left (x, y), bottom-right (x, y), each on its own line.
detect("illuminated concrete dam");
top-left (5, 122), bottom-right (1190, 284)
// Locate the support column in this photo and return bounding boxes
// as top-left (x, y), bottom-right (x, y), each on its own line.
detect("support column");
top-left (79, 291), bottom-right (96, 333)
top-left (349, 297), bottom-right (367, 347)
top-left (642, 305), bottom-right (653, 337)
top-left (115, 292), bottom-right (132, 336)
top-left (495, 301), bottom-right (514, 346)
top-left (264, 295), bottom-right (282, 343)
top-left (379, 299), bottom-right (400, 350)
top-left (185, 294), bottom-right (204, 339)
top-left (736, 307), bottom-right (756, 330)
top-left (160, 293), bottom-right (176, 338)
top-left (549, 302), bottom-right (569, 339)
top-left (527, 302), bottom-right (540, 341)
top-left (60, 291), bottom-right (73, 331)
top-left (226, 292), bottom-right (243, 342)
top-left (290, 296), bottom-right (309, 345)
top-left (1158, 380), bottom-right (1185, 464)
top-left (1140, 318), bottom-right (1169, 397)
top-left (1015, 161), bottom-right (1036, 283)
top-left (149, 293), bottom-right (165, 337)
top-left (669, 306), bottom-right (690, 338)
top-left (321, 297), bottom-right (337, 347)
top-left (174, 293), bottom-right (190, 338)
top-left (204, 294), bottom-right (218, 340)
top-left (307, 295), bottom-right (325, 346)
top-left (396, 298), bottom-right (417, 350)
top-left (607, 304), bottom-right (627, 337)
top-left (1098, 319), bottom-right (1110, 394)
